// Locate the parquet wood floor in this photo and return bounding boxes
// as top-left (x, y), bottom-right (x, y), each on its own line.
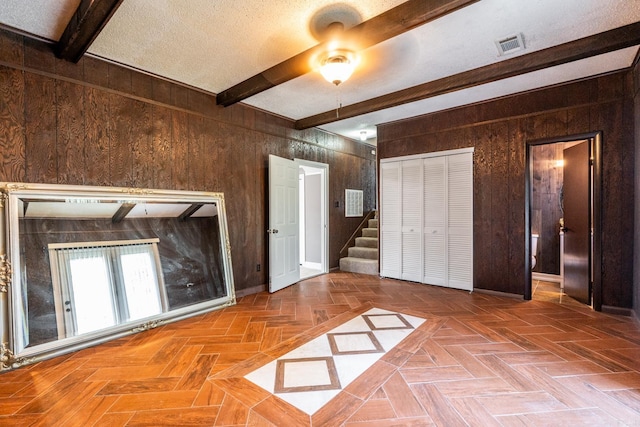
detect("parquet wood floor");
top-left (1, 272), bottom-right (639, 426)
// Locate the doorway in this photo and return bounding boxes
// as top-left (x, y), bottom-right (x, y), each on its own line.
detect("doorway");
top-left (268, 156), bottom-right (328, 292)
top-left (525, 133), bottom-right (602, 310)
top-left (297, 160), bottom-right (328, 280)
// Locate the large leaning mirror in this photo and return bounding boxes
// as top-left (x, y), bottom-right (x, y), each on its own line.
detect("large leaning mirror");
top-left (0, 183), bottom-right (235, 371)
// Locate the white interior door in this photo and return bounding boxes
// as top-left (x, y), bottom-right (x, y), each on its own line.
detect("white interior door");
top-left (447, 152), bottom-right (474, 291)
top-left (401, 159), bottom-right (423, 282)
top-left (423, 156), bottom-right (446, 286)
top-left (268, 155), bottom-right (300, 292)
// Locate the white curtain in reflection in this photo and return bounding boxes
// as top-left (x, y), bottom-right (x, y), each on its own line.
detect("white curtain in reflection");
top-left (63, 248), bottom-right (117, 335)
top-left (117, 246), bottom-right (163, 321)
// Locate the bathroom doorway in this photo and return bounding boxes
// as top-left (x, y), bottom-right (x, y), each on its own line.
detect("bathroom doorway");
top-left (296, 159), bottom-right (329, 280)
top-left (525, 133), bottom-right (602, 310)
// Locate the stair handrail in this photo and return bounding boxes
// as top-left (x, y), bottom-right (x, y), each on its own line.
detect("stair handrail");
top-left (339, 210), bottom-right (377, 259)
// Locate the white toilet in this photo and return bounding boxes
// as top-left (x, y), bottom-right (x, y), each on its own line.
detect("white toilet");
top-left (531, 234), bottom-right (539, 269)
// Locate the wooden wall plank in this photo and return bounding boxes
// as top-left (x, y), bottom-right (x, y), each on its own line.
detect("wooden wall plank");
top-left (56, 80), bottom-right (85, 184)
top-left (188, 115), bottom-right (205, 191)
top-left (55, 56), bottom-right (84, 81)
top-left (171, 110), bottom-right (189, 190)
top-left (23, 38), bottom-right (55, 75)
top-left (592, 101), bottom-right (630, 308)
top-left (472, 124), bottom-right (493, 290)
top-left (84, 87), bottom-right (110, 186)
top-left (83, 56), bottom-right (109, 88)
top-left (507, 118), bottom-right (525, 292)
top-left (620, 96), bottom-right (635, 304)
top-left (202, 119), bottom-right (219, 192)
top-left (151, 105), bottom-right (172, 189)
top-left (0, 66), bottom-right (25, 182)
top-left (229, 130), bottom-right (259, 287)
top-left (0, 30), bottom-right (24, 67)
top-left (108, 94), bottom-right (133, 187)
top-left (108, 63), bottom-right (132, 94)
top-left (131, 70), bottom-right (153, 100)
top-left (488, 122), bottom-right (510, 290)
top-left (633, 61), bottom-right (640, 317)
top-left (24, 73), bottom-right (56, 183)
top-left (131, 99), bottom-right (153, 188)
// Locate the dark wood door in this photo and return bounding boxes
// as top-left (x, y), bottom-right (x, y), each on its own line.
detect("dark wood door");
top-left (562, 142), bottom-right (590, 304)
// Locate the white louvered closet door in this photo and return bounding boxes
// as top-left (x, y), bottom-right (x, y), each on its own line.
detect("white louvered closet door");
top-left (423, 156), bottom-right (446, 286)
top-left (447, 152), bottom-right (474, 291)
top-left (380, 161), bottom-right (401, 279)
top-left (401, 159), bottom-right (423, 282)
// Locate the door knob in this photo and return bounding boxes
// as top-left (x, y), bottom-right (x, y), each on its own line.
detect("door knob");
top-left (267, 229), bottom-right (279, 234)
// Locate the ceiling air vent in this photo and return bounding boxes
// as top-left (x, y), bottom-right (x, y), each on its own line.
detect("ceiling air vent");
top-left (495, 33), bottom-right (525, 56)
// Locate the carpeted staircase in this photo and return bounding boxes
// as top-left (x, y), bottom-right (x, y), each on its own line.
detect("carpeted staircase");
top-left (339, 217), bottom-right (378, 275)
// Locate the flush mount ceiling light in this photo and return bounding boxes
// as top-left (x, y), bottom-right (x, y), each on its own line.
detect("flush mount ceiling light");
top-left (320, 49), bottom-right (357, 86)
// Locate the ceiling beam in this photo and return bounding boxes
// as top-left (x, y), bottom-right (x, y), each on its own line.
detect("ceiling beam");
top-left (112, 203), bottom-right (136, 224)
top-left (56, 0), bottom-right (124, 62)
top-left (295, 21), bottom-right (640, 130)
top-left (179, 204), bottom-right (204, 221)
top-left (215, 0), bottom-right (480, 107)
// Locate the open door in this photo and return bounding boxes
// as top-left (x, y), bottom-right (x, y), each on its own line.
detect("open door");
top-left (562, 141), bottom-right (590, 304)
top-left (268, 155), bottom-right (300, 292)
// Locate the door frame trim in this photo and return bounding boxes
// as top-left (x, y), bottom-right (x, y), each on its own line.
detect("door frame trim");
top-left (525, 132), bottom-right (602, 311)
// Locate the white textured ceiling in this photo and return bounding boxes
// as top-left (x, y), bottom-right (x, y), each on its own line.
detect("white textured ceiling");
top-left (1, 0), bottom-right (639, 145)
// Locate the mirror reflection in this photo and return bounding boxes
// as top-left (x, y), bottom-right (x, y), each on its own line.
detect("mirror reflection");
top-left (1, 184), bottom-right (235, 370)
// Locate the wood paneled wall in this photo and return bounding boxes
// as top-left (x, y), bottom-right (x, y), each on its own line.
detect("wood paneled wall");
top-left (634, 58), bottom-right (640, 318)
top-left (0, 29), bottom-right (376, 294)
top-left (378, 71), bottom-right (635, 310)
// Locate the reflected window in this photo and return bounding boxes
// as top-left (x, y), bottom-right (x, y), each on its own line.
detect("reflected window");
top-left (48, 239), bottom-right (166, 338)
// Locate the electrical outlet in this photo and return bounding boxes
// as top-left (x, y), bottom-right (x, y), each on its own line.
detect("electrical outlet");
top-left (257, 264), bottom-right (261, 272)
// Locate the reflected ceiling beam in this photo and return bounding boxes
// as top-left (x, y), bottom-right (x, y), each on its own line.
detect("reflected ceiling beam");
top-left (56, 0), bottom-right (124, 62)
top-left (112, 203), bottom-right (136, 224)
top-left (179, 204), bottom-right (204, 221)
top-left (295, 21), bottom-right (640, 130)
top-left (215, 0), bottom-right (480, 107)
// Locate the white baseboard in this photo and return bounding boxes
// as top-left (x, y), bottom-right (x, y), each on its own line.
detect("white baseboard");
top-left (532, 272), bottom-right (563, 284)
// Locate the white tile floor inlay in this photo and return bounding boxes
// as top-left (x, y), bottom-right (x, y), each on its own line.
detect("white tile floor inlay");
top-left (244, 307), bottom-right (426, 414)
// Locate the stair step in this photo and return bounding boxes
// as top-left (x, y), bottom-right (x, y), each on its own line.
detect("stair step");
top-left (355, 236), bottom-right (378, 248)
top-left (339, 257), bottom-right (378, 275)
top-left (348, 246), bottom-right (378, 259)
top-left (368, 218), bottom-right (378, 228)
top-left (362, 227), bottom-right (378, 238)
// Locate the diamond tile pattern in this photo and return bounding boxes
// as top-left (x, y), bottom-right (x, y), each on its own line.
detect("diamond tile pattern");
top-left (245, 308), bottom-right (423, 414)
top-left (0, 272), bottom-right (639, 426)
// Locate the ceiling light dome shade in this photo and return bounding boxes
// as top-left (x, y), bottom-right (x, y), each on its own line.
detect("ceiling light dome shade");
top-left (320, 50), bottom-right (356, 86)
